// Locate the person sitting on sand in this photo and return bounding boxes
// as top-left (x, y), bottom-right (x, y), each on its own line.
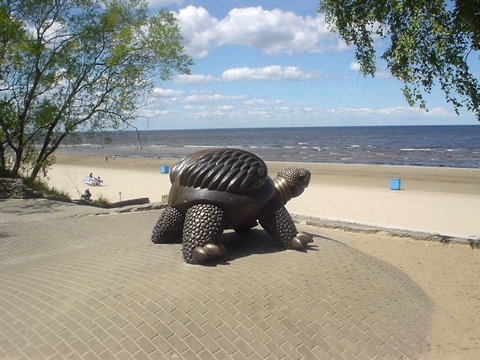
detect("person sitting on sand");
top-left (85, 173), bottom-right (95, 185)
top-left (81, 189), bottom-right (92, 201)
top-left (94, 176), bottom-right (103, 186)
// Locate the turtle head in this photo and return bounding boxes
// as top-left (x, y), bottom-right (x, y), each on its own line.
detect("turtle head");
top-left (273, 167), bottom-right (311, 204)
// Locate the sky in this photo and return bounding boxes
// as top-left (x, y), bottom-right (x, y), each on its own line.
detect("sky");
top-left (137, 0), bottom-right (479, 130)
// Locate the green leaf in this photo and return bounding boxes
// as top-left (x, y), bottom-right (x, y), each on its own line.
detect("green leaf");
top-left (318, 0), bottom-right (480, 119)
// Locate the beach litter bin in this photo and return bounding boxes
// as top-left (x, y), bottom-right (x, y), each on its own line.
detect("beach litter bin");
top-left (160, 165), bottom-right (169, 174)
top-left (390, 178), bottom-right (401, 190)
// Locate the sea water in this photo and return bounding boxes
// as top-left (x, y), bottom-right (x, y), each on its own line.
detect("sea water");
top-left (60, 125), bottom-right (480, 168)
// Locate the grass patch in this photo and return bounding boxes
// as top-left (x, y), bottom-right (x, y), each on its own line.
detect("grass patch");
top-left (25, 178), bottom-right (71, 202)
top-left (91, 195), bottom-right (111, 208)
top-left (24, 177), bottom-right (112, 208)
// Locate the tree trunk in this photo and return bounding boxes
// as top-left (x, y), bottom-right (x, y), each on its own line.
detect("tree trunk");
top-left (29, 149), bottom-right (49, 181)
top-left (0, 145), bottom-right (6, 176)
top-left (11, 148), bottom-right (22, 177)
top-left (29, 162), bottom-right (42, 182)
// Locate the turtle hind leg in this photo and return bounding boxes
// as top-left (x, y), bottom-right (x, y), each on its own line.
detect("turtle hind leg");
top-left (182, 204), bottom-right (226, 264)
top-left (258, 199), bottom-right (313, 249)
top-left (151, 206), bottom-right (184, 244)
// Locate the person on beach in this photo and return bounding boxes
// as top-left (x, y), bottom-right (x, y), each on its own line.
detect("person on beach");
top-left (84, 173), bottom-right (103, 186)
top-left (81, 189), bottom-right (92, 201)
top-left (85, 172), bottom-right (95, 186)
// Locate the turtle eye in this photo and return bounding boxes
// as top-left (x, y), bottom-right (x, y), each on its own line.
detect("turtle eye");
top-left (297, 173), bottom-right (310, 187)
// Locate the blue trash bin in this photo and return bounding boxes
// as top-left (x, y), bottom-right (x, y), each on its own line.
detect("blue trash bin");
top-left (390, 178), bottom-right (401, 190)
top-left (160, 165), bottom-right (169, 174)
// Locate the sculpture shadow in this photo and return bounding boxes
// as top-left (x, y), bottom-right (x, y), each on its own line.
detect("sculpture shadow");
top-left (218, 228), bottom-right (318, 264)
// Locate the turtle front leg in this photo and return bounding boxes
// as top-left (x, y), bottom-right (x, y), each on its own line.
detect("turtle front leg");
top-left (182, 204), bottom-right (227, 264)
top-left (151, 206), bottom-right (184, 244)
top-left (258, 199), bottom-right (313, 249)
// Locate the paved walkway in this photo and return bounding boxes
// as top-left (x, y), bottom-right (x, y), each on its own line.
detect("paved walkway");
top-left (0, 199), bottom-right (432, 359)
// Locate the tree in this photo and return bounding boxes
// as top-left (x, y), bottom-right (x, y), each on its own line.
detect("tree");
top-left (318, 0), bottom-right (480, 120)
top-left (0, 0), bottom-right (192, 180)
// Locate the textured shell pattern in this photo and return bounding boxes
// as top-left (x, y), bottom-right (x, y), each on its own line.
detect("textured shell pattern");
top-left (174, 149), bottom-right (269, 194)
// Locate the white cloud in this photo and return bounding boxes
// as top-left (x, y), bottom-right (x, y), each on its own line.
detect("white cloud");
top-left (176, 6), bottom-right (218, 58)
top-left (152, 88), bottom-right (184, 97)
top-left (184, 92), bottom-right (246, 103)
top-left (350, 61), bottom-right (391, 78)
top-left (217, 105), bottom-right (234, 111)
top-left (176, 6), bottom-right (344, 58)
top-left (216, 7), bottom-right (339, 55)
top-left (147, 0), bottom-right (183, 8)
top-left (170, 66), bottom-right (323, 84)
top-left (140, 86), bottom-right (460, 129)
top-left (375, 70), bottom-right (392, 79)
top-left (172, 74), bottom-right (214, 84)
top-left (326, 106), bottom-right (453, 117)
top-left (142, 108), bottom-right (169, 117)
top-left (244, 98), bottom-right (282, 105)
top-left (349, 61), bottom-right (361, 71)
top-left (222, 65), bottom-right (321, 81)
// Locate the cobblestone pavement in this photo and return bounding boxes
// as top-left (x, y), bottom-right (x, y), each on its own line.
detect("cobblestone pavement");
top-left (0, 199), bottom-right (433, 359)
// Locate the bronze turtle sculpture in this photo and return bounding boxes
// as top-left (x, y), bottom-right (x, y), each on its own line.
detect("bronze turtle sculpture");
top-left (151, 148), bottom-right (313, 264)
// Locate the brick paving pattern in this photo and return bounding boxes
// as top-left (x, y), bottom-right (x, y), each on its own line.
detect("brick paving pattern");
top-left (0, 199), bottom-right (433, 359)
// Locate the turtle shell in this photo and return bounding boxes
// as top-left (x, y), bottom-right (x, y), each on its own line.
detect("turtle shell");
top-left (168, 148), bottom-right (275, 228)
top-left (171, 148), bottom-right (268, 193)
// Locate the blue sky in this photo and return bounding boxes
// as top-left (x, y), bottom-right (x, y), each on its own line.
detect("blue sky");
top-left (138, 0), bottom-right (479, 129)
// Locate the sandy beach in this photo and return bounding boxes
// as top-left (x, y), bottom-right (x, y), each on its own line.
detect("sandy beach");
top-left (47, 153), bottom-right (480, 240)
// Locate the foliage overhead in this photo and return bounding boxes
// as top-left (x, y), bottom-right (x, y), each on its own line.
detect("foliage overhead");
top-left (0, 0), bottom-right (192, 180)
top-left (319, 0), bottom-right (480, 120)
